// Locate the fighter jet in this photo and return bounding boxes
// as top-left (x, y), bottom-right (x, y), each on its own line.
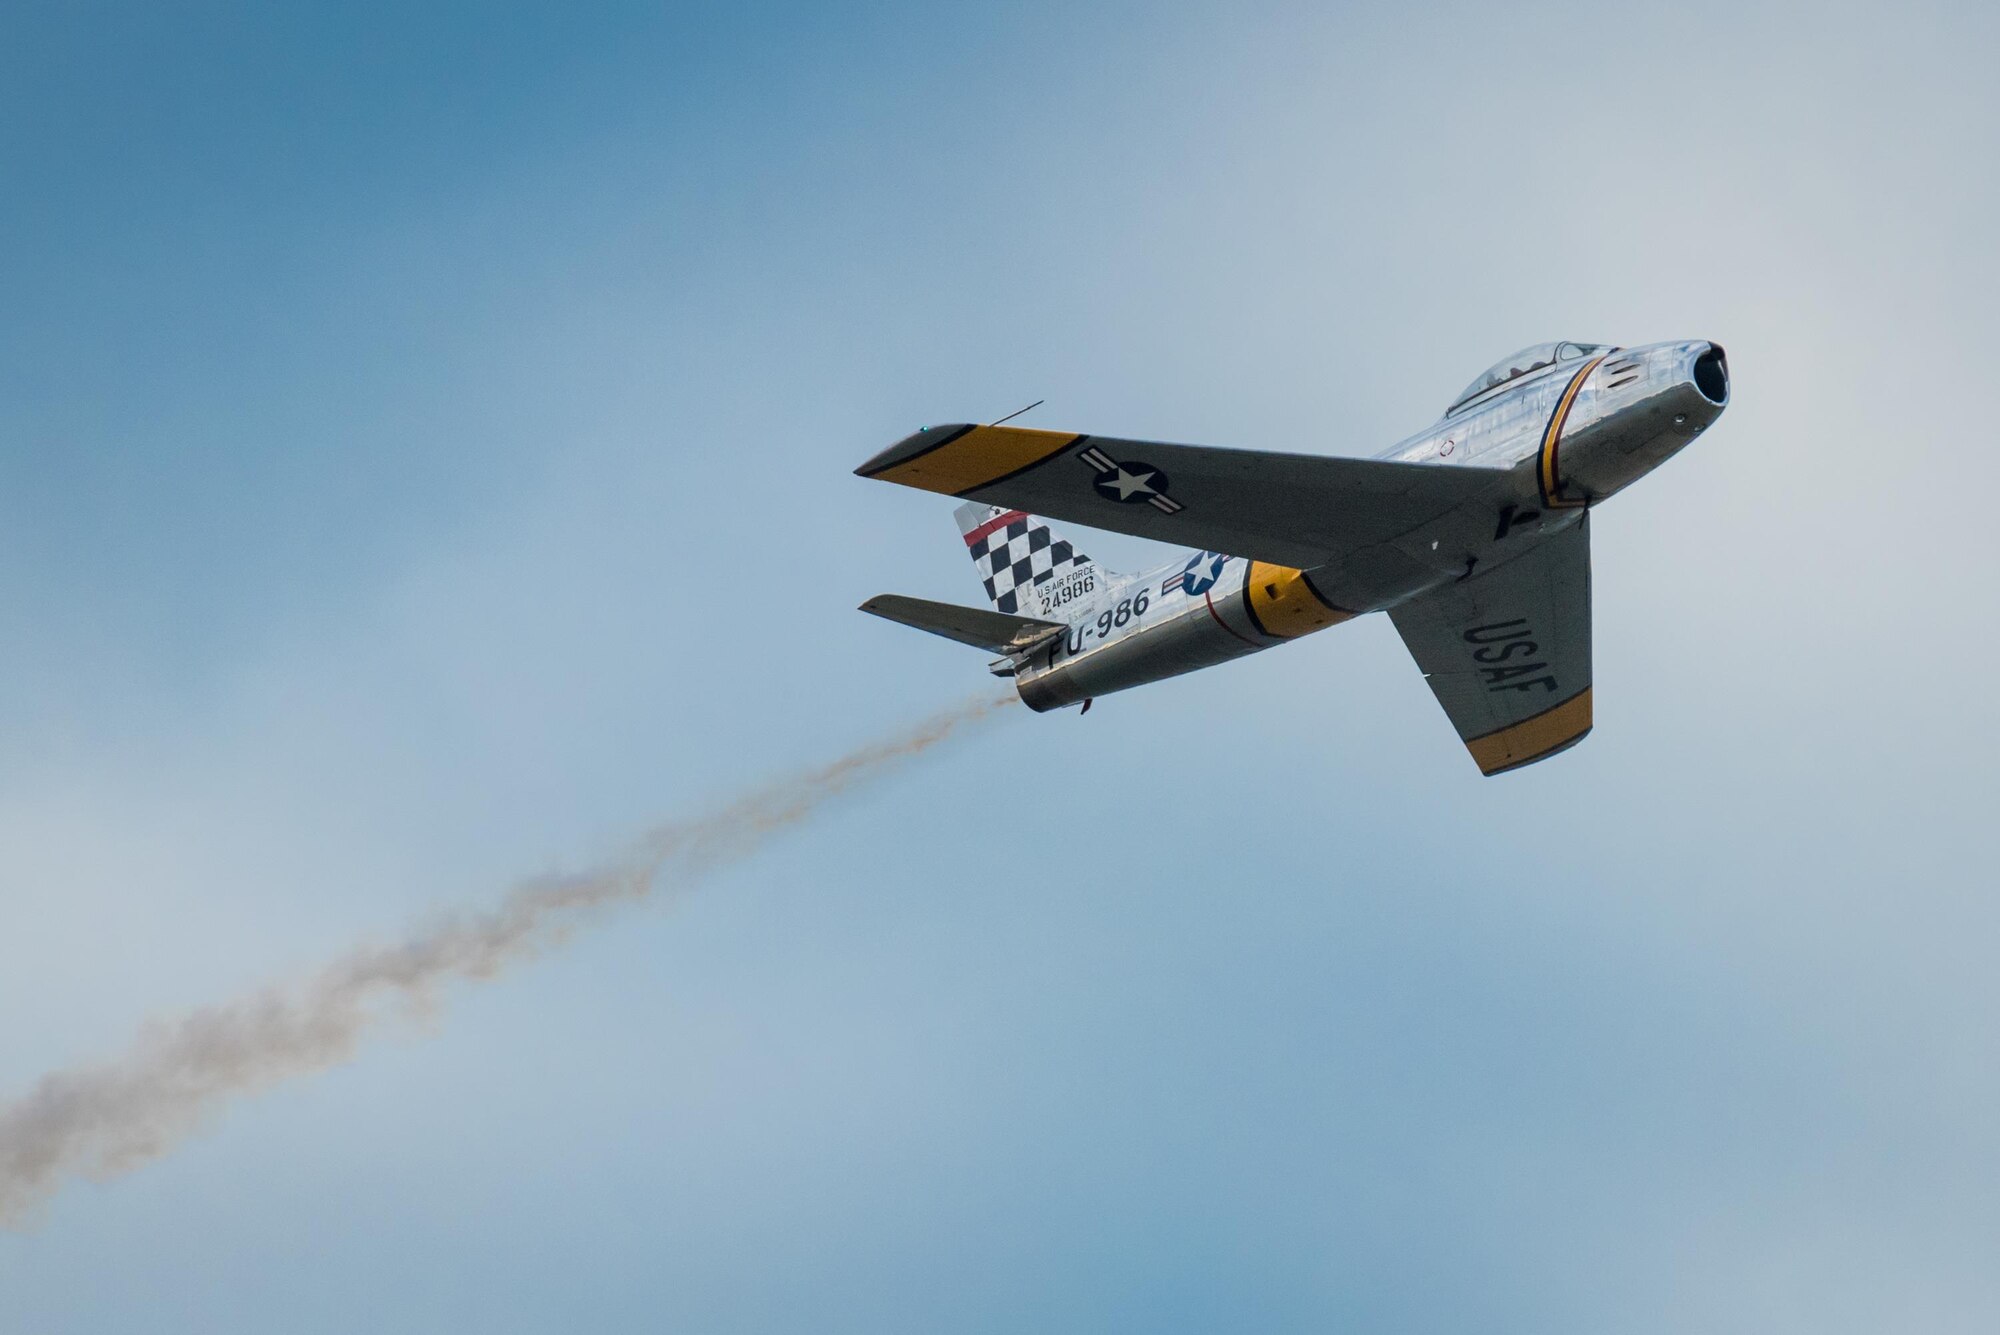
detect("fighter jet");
top-left (856, 340), bottom-right (1728, 774)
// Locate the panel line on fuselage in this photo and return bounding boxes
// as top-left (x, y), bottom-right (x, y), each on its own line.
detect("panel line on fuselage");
top-left (1202, 589), bottom-right (1260, 646)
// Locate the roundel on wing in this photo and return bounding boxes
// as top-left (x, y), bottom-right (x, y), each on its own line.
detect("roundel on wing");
top-left (1091, 460), bottom-right (1170, 504)
top-left (1182, 551), bottom-right (1227, 595)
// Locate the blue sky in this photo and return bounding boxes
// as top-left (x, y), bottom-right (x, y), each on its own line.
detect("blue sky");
top-left (2, 1), bottom-right (1997, 1330)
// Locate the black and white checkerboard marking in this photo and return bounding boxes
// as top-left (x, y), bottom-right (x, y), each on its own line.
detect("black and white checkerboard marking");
top-left (967, 512), bottom-right (1091, 615)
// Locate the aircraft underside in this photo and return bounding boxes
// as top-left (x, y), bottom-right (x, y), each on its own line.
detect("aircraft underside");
top-left (858, 339), bottom-right (1728, 774)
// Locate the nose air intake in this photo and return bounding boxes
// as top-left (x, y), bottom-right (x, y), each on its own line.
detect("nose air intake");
top-left (1693, 343), bottom-right (1729, 404)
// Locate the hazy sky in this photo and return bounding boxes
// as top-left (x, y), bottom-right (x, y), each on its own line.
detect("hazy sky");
top-left (2, 1), bottom-right (1997, 1330)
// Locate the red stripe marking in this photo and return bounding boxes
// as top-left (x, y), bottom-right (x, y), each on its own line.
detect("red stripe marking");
top-left (962, 509), bottom-right (1028, 546)
top-left (1204, 591), bottom-right (1259, 647)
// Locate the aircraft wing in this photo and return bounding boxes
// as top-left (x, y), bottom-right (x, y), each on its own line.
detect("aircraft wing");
top-left (859, 594), bottom-right (1067, 656)
top-left (1388, 516), bottom-right (1593, 776)
top-left (856, 425), bottom-right (1509, 570)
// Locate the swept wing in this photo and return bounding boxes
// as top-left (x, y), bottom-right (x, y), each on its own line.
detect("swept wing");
top-left (856, 425), bottom-right (1509, 571)
top-left (1388, 516), bottom-right (1593, 775)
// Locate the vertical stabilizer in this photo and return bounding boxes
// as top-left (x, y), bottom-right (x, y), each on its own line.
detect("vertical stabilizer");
top-left (952, 502), bottom-right (1101, 616)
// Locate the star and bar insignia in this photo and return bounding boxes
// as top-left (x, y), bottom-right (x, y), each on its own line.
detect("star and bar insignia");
top-left (1077, 443), bottom-right (1184, 514)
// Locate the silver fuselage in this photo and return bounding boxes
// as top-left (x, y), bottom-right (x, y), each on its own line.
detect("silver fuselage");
top-left (1012, 341), bottom-right (1728, 710)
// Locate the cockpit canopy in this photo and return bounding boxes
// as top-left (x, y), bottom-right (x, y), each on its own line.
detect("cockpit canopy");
top-left (1446, 341), bottom-right (1610, 417)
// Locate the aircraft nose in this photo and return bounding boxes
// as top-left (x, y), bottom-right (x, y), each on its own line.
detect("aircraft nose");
top-left (1690, 341), bottom-right (1729, 405)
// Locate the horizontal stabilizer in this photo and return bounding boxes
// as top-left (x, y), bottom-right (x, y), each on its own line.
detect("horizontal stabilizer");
top-left (860, 594), bottom-right (1067, 656)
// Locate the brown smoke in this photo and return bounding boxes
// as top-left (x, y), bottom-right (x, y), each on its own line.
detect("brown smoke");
top-left (0, 691), bottom-right (1012, 1227)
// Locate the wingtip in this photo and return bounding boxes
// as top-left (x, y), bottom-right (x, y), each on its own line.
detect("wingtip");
top-left (855, 424), bottom-right (974, 479)
top-left (1472, 723), bottom-right (1593, 776)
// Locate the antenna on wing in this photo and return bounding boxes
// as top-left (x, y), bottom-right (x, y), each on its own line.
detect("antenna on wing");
top-left (987, 399), bottom-right (1044, 427)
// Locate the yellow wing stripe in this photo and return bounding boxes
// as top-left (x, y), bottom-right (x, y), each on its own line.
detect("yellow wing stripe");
top-left (1537, 357), bottom-right (1606, 509)
top-left (1464, 687), bottom-right (1594, 775)
top-left (861, 425), bottom-right (1083, 496)
top-left (1244, 561), bottom-right (1354, 639)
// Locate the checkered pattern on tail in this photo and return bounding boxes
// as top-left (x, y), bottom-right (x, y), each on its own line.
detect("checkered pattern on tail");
top-left (954, 502), bottom-right (1095, 616)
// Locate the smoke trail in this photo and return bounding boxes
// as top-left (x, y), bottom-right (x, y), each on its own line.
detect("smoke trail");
top-left (0, 692), bottom-right (1012, 1227)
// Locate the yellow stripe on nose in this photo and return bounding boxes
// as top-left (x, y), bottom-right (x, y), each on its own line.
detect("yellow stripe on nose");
top-left (863, 426), bottom-right (1083, 496)
top-left (1465, 688), bottom-right (1594, 775)
top-left (1538, 357), bottom-right (1606, 509)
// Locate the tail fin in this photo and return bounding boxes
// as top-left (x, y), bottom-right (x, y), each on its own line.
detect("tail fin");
top-left (953, 501), bottom-right (1101, 617)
